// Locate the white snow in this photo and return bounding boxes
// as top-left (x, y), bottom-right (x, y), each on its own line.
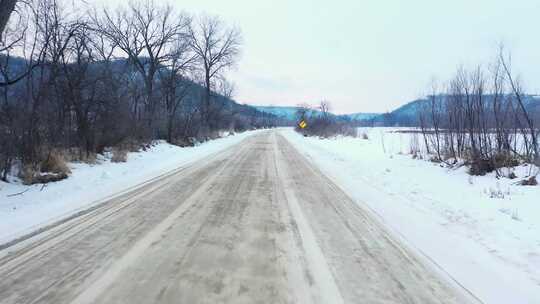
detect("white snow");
top-left (0, 130), bottom-right (261, 245)
top-left (280, 127), bottom-right (540, 304)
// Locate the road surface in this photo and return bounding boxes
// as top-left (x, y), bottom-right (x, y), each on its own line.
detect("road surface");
top-left (0, 131), bottom-right (472, 303)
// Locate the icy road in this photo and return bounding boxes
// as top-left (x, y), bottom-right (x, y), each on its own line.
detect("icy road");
top-left (0, 131), bottom-right (472, 303)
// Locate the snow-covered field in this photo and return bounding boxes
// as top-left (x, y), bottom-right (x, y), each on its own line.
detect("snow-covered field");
top-left (281, 128), bottom-right (540, 304)
top-left (0, 130), bottom-right (260, 245)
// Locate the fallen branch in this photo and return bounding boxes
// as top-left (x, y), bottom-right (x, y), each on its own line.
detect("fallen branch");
top-left (7, 188), bottom-right (29, 197)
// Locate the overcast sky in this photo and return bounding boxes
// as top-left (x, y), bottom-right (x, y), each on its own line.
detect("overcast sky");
top-left (96, 0), bottom-right (540, 114)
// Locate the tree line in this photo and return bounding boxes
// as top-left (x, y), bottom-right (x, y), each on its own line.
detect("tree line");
top-left (0, 0), bottom-right (278, 182)
top-left (418, 47), bottom-right (540, 177)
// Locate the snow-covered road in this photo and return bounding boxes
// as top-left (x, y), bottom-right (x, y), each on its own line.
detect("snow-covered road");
top-left (0, 131), bottom-right (470, 304)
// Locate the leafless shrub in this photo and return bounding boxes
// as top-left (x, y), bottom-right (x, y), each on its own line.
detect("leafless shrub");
top-left (19, 165), bottom-right (38, 185)
top-left (19, 151), bottom-right (71, 185)
top-left (520, 176), bottom-right (538, 186)
top-left (171, 137), bottom-right (195, 147)
top-left (111, 149), bottom-right (128, 163)
top-left (493, 152), bottom-right (520, 169)
top-left (468, 158), bottom-right (494, 176)
top-left (62, 148), bottom-right (97, 164)
top-left (340, 125), bottom-right (358, 137)
top-left (40, 152), bottom-right (71, 175)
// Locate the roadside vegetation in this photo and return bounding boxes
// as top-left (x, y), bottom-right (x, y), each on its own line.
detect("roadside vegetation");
top-left (416, 47), bottom-right (539, 181)
top-left (0, 0), bottom-right (277, 184)
top-left (294, 101), bottom-right (357, 138)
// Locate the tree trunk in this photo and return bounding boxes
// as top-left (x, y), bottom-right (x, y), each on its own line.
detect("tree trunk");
top-left (0, 0), bottom-right (17, 40)
top-left (204, 69), bottom-right (211, 130)
top-left (167, 115), bottom-right (174, 144)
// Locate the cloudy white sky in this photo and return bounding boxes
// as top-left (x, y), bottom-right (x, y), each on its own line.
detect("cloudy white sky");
top-left (96, 0), bottom-right (540, 114)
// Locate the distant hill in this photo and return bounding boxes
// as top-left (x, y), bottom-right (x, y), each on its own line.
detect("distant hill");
top-left (255, 94), bottom-right (540, 127)
top-left (254, 105), bottom-right (337, 121)
top-left (377, 98), bottom-right (426, 126)
top-left (381, 94), bottom-right (540, 126)
top-left (254, 105), bottom-right (381, 123)
top-left (340, 112), bottom-right (380, 121)
top-left (253, 106), bottom-right (302, 121)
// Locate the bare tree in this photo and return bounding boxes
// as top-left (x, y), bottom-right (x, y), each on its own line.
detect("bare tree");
top-left (295, 103), bottom-right (311, 122)
top-left (427, 82), bottom-right (445, 162)
top-left (217, 78), bottom-right (235, 100)
top-left (188, 15), bottom-right (241, 131)
top-left (159, 38), bottom-right (195, 143)
top-left (319, 99), bottom-right (331, 120)
top-left (498, 47), bottom-right (539, 163)
top-left (0, 1), bottom-right (42, 87)
top-left (96, 0), bottom-right (190, 136)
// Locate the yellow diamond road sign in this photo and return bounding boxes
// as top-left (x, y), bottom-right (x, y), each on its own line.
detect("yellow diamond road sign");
top-left (299, 120), bottom-right (307, 129)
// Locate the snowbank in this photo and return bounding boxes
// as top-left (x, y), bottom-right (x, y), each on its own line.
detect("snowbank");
top-left (0, 130), bottom-right (261, 245)
top-left (281, 128), bottom-right (540, 304)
